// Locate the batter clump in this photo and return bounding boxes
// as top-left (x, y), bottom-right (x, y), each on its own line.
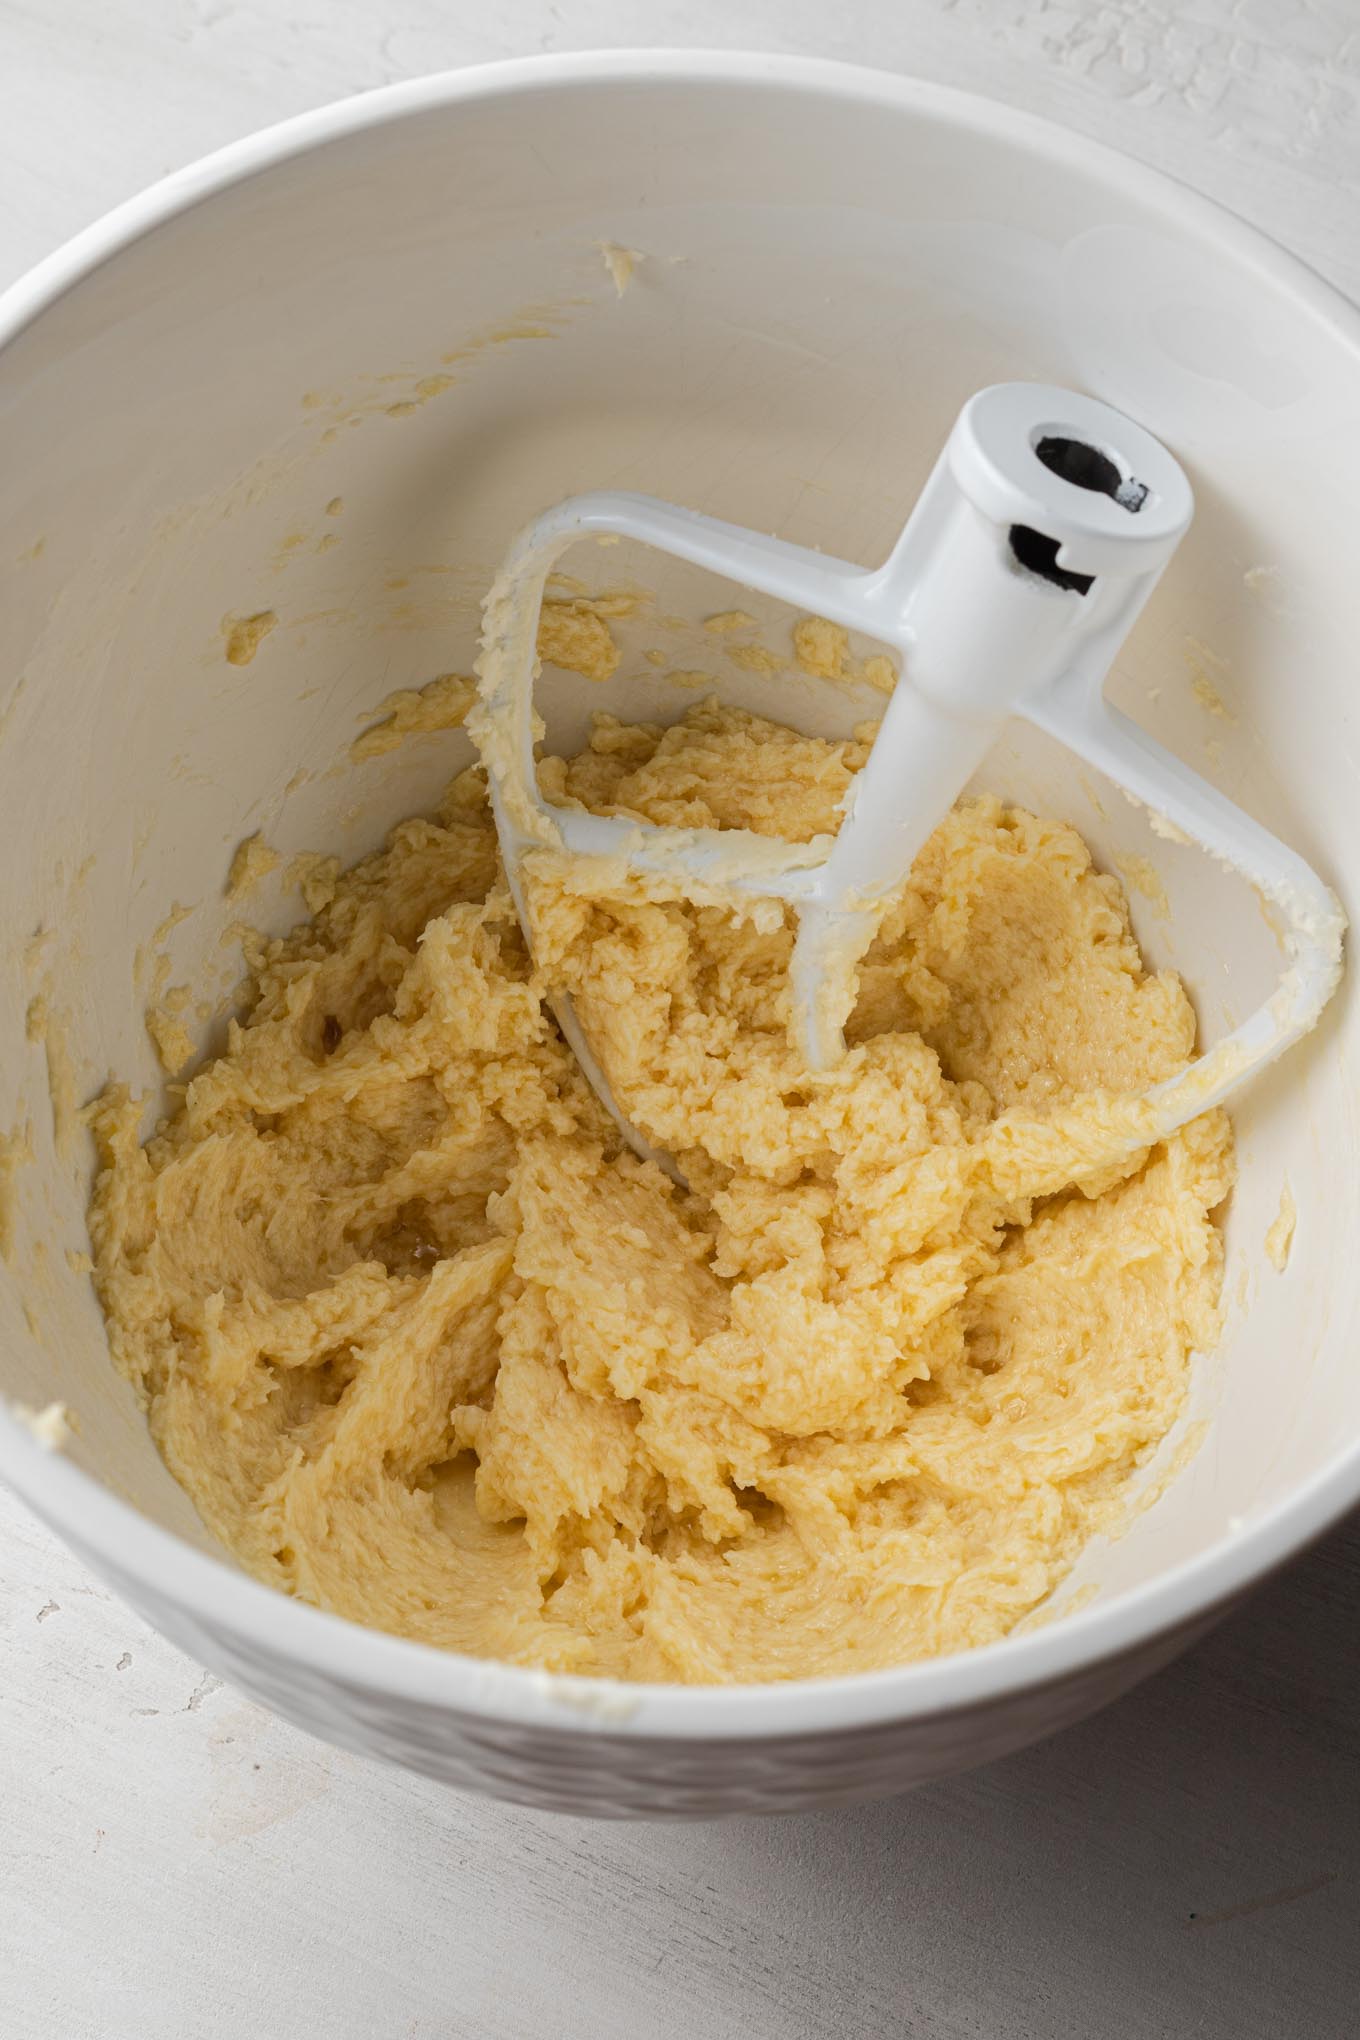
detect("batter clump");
top-left (89, 702), bottom-right (1231, 1683)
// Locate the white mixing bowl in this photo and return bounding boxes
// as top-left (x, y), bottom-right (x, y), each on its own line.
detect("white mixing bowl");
top-left (2, 52), bottom-right (1358, 1819)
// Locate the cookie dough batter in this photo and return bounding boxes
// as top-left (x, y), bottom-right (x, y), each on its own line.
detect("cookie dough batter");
top-left (90, 701), bottom-right (1231, 1683)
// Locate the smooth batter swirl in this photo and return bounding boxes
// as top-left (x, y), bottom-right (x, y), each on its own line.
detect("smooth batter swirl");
top-left (90, 702), bottom-right (1231, 1683)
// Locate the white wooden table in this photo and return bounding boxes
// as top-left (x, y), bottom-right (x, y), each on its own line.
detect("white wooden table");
top-left (2, 6), bottom-right (1358, 2035)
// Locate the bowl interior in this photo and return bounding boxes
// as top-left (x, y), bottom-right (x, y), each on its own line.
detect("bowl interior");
top-left (2, 65), bottom-right (1358, 1651)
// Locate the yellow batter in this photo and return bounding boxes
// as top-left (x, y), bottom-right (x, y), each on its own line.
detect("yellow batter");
top-left (89, 699), bottom-right (1231, 1683)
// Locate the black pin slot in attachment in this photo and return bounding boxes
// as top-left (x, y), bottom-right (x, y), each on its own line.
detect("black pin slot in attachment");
top-left (1008, 524), bottom-right (1095, 595)
top-left (1010, 432), bottom-right (1150, 592)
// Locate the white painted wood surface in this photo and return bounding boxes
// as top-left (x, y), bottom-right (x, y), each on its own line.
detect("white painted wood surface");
top-left (2, 5), bottom-right (1358, 2034)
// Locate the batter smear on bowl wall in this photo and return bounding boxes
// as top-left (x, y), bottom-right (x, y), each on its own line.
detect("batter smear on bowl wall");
top-left (88, 688), bottom-right (1232, 1684)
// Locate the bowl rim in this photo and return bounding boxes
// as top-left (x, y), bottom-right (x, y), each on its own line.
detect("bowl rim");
top-left (3, 45), bottom-right (1359, 1744)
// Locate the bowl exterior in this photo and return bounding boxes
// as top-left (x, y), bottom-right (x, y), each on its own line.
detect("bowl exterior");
top-left (56, 1510), bottom-right (1226, 1815)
